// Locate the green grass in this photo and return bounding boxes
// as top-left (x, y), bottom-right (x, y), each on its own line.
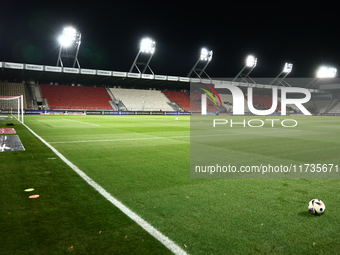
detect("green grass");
top-left (1, 115), bottom-right (340, 254)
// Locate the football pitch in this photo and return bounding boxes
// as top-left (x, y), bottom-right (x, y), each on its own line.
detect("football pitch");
top-left (1, 114), bottom-right (340, 254)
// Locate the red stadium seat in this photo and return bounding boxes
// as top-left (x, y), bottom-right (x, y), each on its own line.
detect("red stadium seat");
top-left (40, 84), bottom-right (113, 110)
top-left (162, 91), bottom-right (200, 112)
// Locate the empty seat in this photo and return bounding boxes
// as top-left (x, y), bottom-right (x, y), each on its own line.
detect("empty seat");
top-left (40, 84), bottom-right (113, 110)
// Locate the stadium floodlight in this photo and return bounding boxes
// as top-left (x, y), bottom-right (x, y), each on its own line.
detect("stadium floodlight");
top-left (316, 66), bottom-right (337, 78)
top-left (187, 48), bottom-right (213, 79)
top-left (270, 62), bottom-right (293, 86)
top-left (140, 38), bottom-right (155, 54)
top-left (200, 48), bottom-right (213, 62)
top-left (58, 27), bottom-right (77, 47)
top-left (233, 55), bottom-right (257, 83)
top-left (56, 26), bottom-right (81, 68)
top-left (283, 62), bottom-right (293, 73)
top-left (306, 65), bottom-right (337, 88)
top-left (246, 55), bottom-right (257, 68)
top-left (129, 37), bottom-right (156, 74)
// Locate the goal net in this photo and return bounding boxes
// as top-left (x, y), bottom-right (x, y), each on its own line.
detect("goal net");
top-left (0, 95), bottom-right (24, 124)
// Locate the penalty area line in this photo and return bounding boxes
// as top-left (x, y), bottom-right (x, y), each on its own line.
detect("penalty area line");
top-left (22, 123), bottom-right (188, 255)
top-left (61, 118), bottom-right (100, 127)
top-left (49, 129), bottom-right (301, 144)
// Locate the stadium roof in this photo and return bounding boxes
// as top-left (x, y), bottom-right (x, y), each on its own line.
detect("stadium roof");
top-left (0, 61), bottom-right (328, 93)
top-left (0, 61), bottom-right (190, 90)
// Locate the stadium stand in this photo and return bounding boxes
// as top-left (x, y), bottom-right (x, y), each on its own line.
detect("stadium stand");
top-left (327, 99), bottom-right (340, 113)
top-left (27, 84), bottom-right (44, 110)
top-left (219, 94), bottom-right (234, 112)
top-left (278, 98), bottom-right (301, 113)
top-left (190, 92), bottom-right (220, 112)
top-left (110, 88), bottom-right (174, 111)
top-left (40, 84), bottom-right (113, 110)
top-left (163, 91), bottom-right (262, 113)
top-left (295, 96), bottom-right (336, 114)
top-left (307, 99), bottom-right (331, 114)
top-left (244, 94), bottom-right (300, 113)
top-left (33, 85), bottom-right (43, 102)
top-left (0, 82), bottom-right (28, 109)
top-left (161, 91), bottom-right (199, 112)
top-left (302, 100), bottom-right (317, 114)
top-left (246, 95), bottom-right (281, 112)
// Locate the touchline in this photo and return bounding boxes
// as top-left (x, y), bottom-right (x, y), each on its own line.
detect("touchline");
top-left (201, 85), bottom-right (311, 116)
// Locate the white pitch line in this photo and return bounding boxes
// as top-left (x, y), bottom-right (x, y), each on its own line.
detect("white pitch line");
top-left (49, 129), bottom-right (301, 144)
top-left (23, 123), bottom-right (188, 255)
top-left (49, 135), bottom-right (190, 144)
top-left (61, 118), bottom-right (100, 127)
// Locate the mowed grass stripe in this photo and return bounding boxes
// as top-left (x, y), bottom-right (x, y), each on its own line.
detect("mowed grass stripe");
top-left (49, 135), bottom-right (191, 144)
top-left (49, 129), bottom-right (301, 144)
top-left (21, 120), bottom-right (188, 255)
top-left (0, 119), bottom-right (175, 254)
top-left (61, 118), bottom-right (101, 126)
top-left (21, 115), bottom-right (340, 254)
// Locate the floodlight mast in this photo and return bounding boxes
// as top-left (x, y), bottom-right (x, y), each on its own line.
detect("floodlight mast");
top-left (306, 66), bottom-right (337, 88)
top-left (232, 55), bottom-right (257, 83)
top-left (129, 38), bottom-right (155, 74)
top-left (56, 27), bottom-right (81, 68)
top-left (187, 48), bottom-right (213, 79)
top-left (269, 63), bottom-right (293, 86)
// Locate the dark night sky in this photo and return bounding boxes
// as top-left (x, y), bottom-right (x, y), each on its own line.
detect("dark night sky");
top-left (0, 0), bottom-right (339, 78)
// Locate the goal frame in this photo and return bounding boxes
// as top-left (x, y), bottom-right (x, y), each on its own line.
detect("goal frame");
top-left (0, 95), bottom-right (24, 124)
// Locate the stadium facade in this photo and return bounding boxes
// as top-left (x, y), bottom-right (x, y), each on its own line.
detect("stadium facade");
top-left (1, 60), bottom-right (340, 116)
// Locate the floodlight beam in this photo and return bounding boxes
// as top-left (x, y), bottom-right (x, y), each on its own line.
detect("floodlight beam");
top-left (269, 63), bottom-right (293, 86)
top-left (232, 66), bottom-right (247, 82)
top-left (283, 63), bottom-right (293, 73)
top-left (141, 53), bottom-right (155, 74)
top-left (56, 27), bottom-right (81, 68)
top-left (233, 55), bottom-right (257, 83)
top-left (316, 66), bottom-right (337, 78)
top-left (187, 58), bottom-right (201, 78)
top-left (72, 33), bottom-right (81, 68)
top-left (129, 51), bottom-right (141, 73)
top-left (306, 66), bottom-right (337, 88)
top-left (187, 48), bottom-right (213, 79)
top-left (56, 45), bottom-right (63, 67)
top-left (244, 66), bottom-right (256, 78)
top-left (246, 55), bottom-right (257, 68)
top-left (129, 38), bottom-right (155, 74)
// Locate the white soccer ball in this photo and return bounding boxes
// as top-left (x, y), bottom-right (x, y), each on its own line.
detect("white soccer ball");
top-left (308, 199), bottom-right (326, 215)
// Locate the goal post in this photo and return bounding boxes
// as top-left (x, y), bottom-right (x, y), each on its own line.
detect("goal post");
top-left (0, 95), bottom-right (24, 124)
